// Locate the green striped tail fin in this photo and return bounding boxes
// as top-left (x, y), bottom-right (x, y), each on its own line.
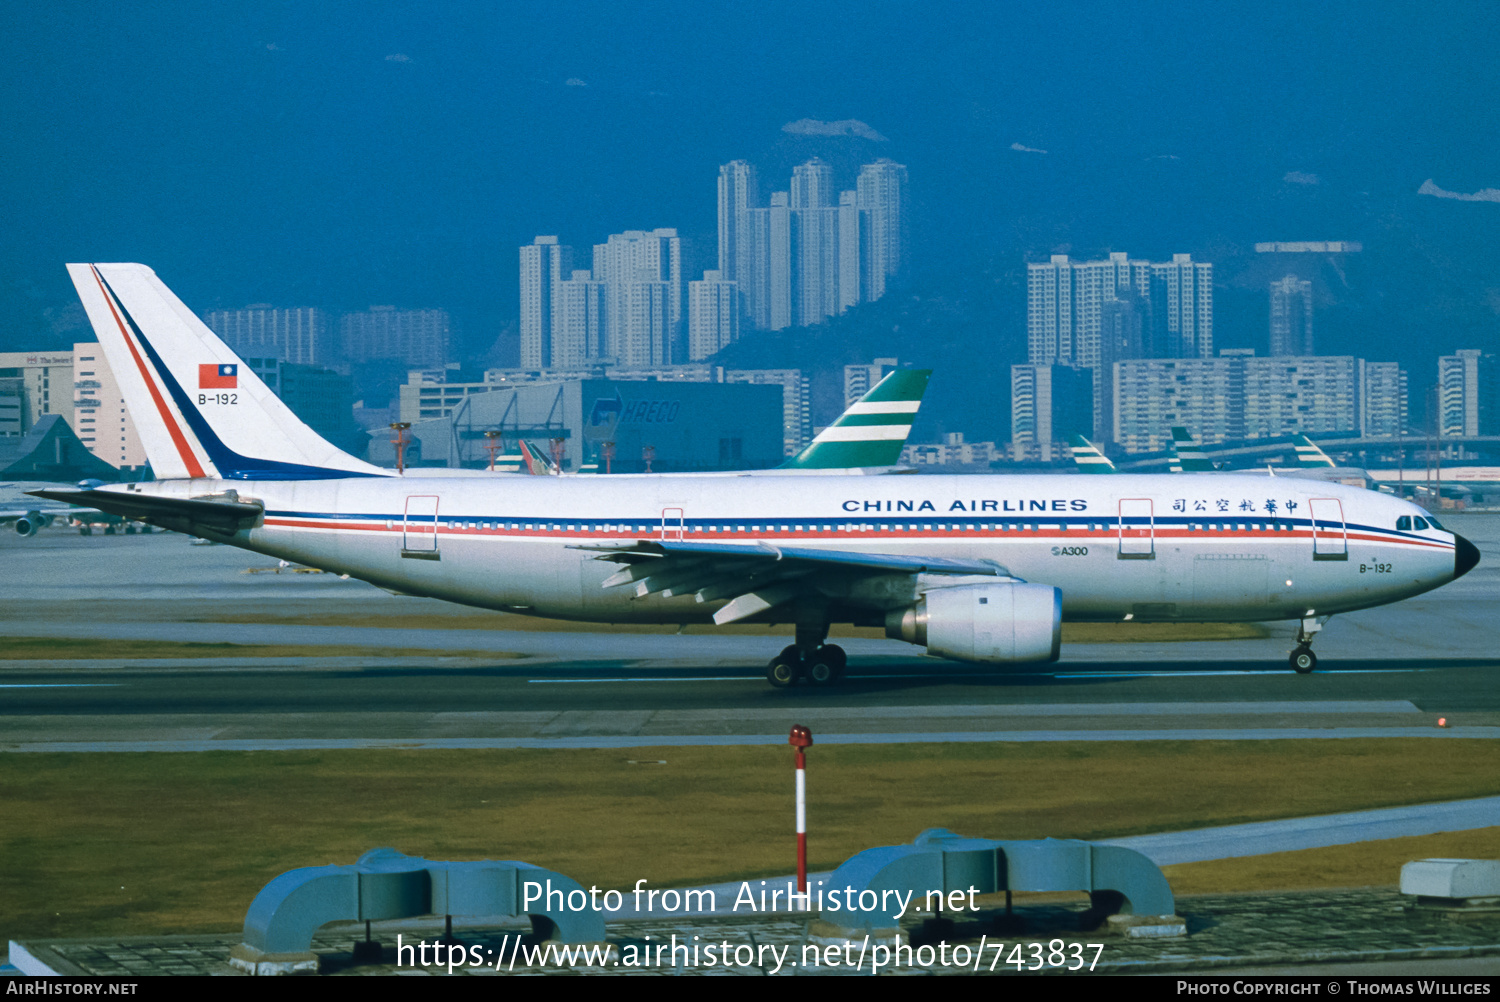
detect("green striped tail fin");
top-left (779, 368), bottom-right (931, 470)
top-left (1170, 426), bottom-right (1213, 472)
top-left (1068, 434), bottom-right (1116, 474)
top-left (1293, 434), bottom-right (1336, 468)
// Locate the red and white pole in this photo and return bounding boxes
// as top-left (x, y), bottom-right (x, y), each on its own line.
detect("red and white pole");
top-left (789, 725), bottom-right (813, 897)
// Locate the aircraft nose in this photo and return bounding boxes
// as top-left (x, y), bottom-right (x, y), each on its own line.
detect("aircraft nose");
top-left (1454, 533), bottom-right (1481, 580)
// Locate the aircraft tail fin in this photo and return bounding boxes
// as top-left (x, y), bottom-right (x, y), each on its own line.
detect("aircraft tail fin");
top-left (1292, 433), bottom-right (1336, 468)
top-left (518, 440), bottom-right (556, 475)
top-left (1067, 434), bottom-right (1116, 474)
top-left (1169, 426), bottom-right (1214, 473)
top-left (778, 368), bottom-right (930, 471)
top-left (66, 264), bottom-right (389, 481)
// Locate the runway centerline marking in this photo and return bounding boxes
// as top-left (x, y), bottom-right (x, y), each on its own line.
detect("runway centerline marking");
top-left (528, 676), bottom-right (755, 684)
top-left (0, 684), bottom-right (123, 689)
top-left (1051, 668), bottom-right (1427, 679)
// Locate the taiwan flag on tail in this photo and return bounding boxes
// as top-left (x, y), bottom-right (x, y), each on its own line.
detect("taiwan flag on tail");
top-left (199, 363), bottom-right (238, 389)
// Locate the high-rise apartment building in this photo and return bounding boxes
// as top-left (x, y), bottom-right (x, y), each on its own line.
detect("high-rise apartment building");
top-left (793, 206), bottom-right (841, 327)
top-left (71, 343), bottom-right (147, 470)
top-left (1241, 356), bottom-right (1362, 439)
top-left (554, 270), bottom-right (608, 368)
top-left (340, 307), bottom-right (451, 369)
top-left (687, 271), bottom-right (739, 361)
top-left (843, 358), bottom-right (899, 408)
top-left (764, 193), bottom-right (793, 331)
top-left (204, 306), bottom-right (332, 366)
top-left (1439, 349), bottom-right (1499, 437)
top-left (789, 161), bottom-right (840, 326)
top-left (1029, 250), bottom-right (1212, 439)
top-left (791, 158), bottom-right (834, 210)
top-left (716, 158), bottom-right (907, 332)
top-left (1112, 358), bottom-right (1238, 454)
top-left (857, 159), bottom-right (908, 303)
top-left (717, 160), bottom-right (759, 284)
top-left (838, 190), bottom-right (863, 312)
top-left (1363, 362), bottom-right (1408, 438)
top-left (520, 230), bottom-right (686, 369)
top-left (1269, 275), bottom-right (1314, 356)
top-left (1152, 253), bottom-right (1214, 360)
top-left (1028, 252), bottom-right (1155, 368)
top-left (519, 236), bottom-right (574, 369)
top-left (593, 229), bottom-right (683, 366)
top-left (1010, 364), bottom-right (1094, 463)
top-left (1112, 353), bottom-right (1407, 452)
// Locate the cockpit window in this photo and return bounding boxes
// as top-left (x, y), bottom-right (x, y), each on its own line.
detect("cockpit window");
top-left (1396, 516), bottom-right (1411, 531)
top-left (1413, 516), bottom-right (1430, 530)
top-left (1425, 515), bottom-right (1445, 531)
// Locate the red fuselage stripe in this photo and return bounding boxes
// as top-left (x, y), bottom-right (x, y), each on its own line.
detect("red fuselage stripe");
top-left (256, 518), bottom-right (1454, 550)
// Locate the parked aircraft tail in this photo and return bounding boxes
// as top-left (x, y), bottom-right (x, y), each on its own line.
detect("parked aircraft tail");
top-left (1292, 433), bottom-right (1336, 468)
top-left (518, 440), bottom-right (553, 475)
top-left (66, 264), bottom-right (389, 481)
top-left (778, 368), bottom-right (930, 472)
top-left (1169, 426), bottom-right (1214, 473)
top-left (1067, 434), bottom-right (1116, 474)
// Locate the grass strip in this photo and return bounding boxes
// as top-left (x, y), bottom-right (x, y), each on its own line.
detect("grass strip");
top-left (1164, 827), bottom-right (1500, 896)
top-left (1, 739), bottom-right (1494, 942)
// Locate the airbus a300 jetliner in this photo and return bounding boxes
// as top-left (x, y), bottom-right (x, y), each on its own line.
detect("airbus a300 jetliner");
top-left (36, 264), bottom-right (1480, 685)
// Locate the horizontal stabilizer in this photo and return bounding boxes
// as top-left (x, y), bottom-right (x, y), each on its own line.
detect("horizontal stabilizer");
top-left (29, 488), bottom-right (263, 536)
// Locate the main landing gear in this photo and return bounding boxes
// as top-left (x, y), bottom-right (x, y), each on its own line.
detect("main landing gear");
top-left (1289, 616), bottom-right (1325, 674)
top-left (766, 644), bottom-right (847, 687)
top-left (766, 616), bottom-right (847, 688)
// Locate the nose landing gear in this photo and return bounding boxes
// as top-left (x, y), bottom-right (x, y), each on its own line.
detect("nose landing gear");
top-left (1289, 616), bottom-right (1326, 674)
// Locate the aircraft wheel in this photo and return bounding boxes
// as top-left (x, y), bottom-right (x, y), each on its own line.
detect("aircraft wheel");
top-left (104, 526), bottom-right (115, 535)
top-left (80, 527), bottom-right (92, 536)
top-left (1290, 646), bottom-right (1317, 674)
top-left (766, 657), bottom-right (799, 688)
top-left (806, 657), bottom-right (836, 686)
top-left (818, 644), bottom-right (847, 679)
top-left (124, 525), bottom-right (136, 534)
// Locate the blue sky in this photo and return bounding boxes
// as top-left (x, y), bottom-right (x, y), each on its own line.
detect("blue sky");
top-left (3, 2), bottom-right (1497, 360)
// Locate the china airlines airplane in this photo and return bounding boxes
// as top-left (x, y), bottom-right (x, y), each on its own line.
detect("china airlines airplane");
top-left (34, 264), bottom-right (1480, 687)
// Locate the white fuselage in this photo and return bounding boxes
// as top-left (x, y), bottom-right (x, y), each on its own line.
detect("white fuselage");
top-left (107, 473), bottom-right (1460, 627)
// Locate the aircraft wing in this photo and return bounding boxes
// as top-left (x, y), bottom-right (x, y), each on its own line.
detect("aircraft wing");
top-left (27, 488), bottom-right (264, 536)
top-left (0, 486), bottom-right (93, 534)
top-left (575, 538), bottom-right (1012, 624)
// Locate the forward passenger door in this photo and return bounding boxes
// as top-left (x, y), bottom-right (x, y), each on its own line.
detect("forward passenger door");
top-left (1118, 498), bottom-right (1154, 559)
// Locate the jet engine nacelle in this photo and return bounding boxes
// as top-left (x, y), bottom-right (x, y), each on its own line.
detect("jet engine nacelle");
top-left (14, 510), bottom-right (46, 536)
top-left (885, 581), bottom-right (1062, 663)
